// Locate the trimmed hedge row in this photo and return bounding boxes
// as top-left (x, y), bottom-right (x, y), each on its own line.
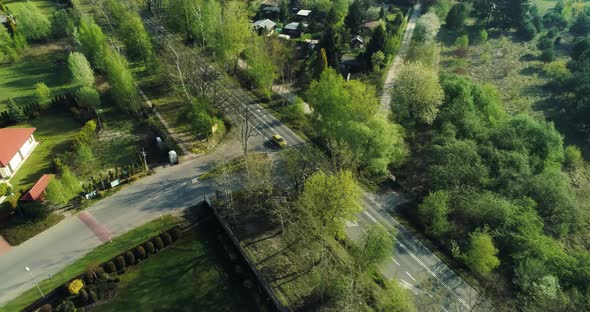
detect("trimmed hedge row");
top-left (29, 225), bottom-right (183, 312)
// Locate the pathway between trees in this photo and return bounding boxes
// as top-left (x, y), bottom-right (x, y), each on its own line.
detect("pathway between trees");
top-left (380, 4), bottom-right (422, 111)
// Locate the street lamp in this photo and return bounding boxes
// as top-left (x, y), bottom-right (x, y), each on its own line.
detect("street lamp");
top-left (25, 266), bottom-right (44, 298)
top-left (140, 149), bottom-right (148, 171)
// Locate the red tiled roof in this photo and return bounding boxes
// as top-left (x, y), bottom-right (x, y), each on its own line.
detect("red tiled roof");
top-left (0, 128), bottom-right (36, 167)
top-left (21, 174), bottom-right (53, 201)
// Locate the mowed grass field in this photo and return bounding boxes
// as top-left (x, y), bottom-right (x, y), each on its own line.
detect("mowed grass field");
top-left (0, 52), bottom-right (72, 110)
top-left (3, 0), bottom-right (57, 15)
top-left (94, 225), bottom-right (262, 312)
top-left (8, 113), bottom-right (81, 189)
top-left (537, 0), bottom-right (590, 13)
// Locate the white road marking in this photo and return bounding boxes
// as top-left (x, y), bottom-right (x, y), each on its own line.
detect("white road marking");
top-left (345, 221), bottom-right (358, 227)
top-left (391, 257), bottom-right (400, 266)
top-left (405, 271), bottom-right (416, 282)
top-left (363, 210), bottom-right (378, 223)
top-left (458, 298), bottom-right (468, 307)
top-left (440, 305), bottom-right (449, 312)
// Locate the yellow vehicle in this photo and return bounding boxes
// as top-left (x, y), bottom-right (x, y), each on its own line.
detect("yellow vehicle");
top-left (271, 134), bottom-right (287, 148)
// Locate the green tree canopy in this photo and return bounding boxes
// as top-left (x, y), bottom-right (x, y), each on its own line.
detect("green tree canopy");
top-left (68, 52), bottom-right (95, 87)
top-left (13, 2), bottom-right (51, 40)
top-left (296, 170), bottom-right (362, 240)
top-left (463, 228), bottom-right (501, 275)
top-left (76, 17), bottom-right (107, 71)
top-left (391, 62), bottom-right (444, 126)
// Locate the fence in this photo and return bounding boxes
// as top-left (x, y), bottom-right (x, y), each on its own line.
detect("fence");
top-left (204, 200), bottom-right (287, 312)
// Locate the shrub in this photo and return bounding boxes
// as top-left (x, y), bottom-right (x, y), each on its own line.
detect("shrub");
top-left (135, 245), bottom-right (146, 259)
top-left (78, 288), bottom-right (89, 302)
top-left (540, 48), bottom-right (555, 62)
top-left (84, 267), bottom-right (101, 284)
top-left (475, 29), bottom-right (488, 43)
top-left (124, 251), bottom-right (136, 266)
top-left (55, 300), bottom-right (76, 312)
top-left (169, 227), bottom-right (182, 241)
top-left (144, 241), bottom-right (155, 254)
top-left (152, 236), bottom-right (164, 250)
top-left (0, 183), bottom-right (12, 196)
top-left (520, 21), bottom-right (537, 41)
top-left (114, 255), bottom-right (126, 270)
top-left (67, 279), bottom-right (84, 295)
top-left (35, 82), bottom-right (52, 110)
top-left (40, 304), bottom-right (52, 312)
top-left (161, 232), bottom-right (173, 246)
top-left (103, 261), bottom-right (116, 273)
top-left (89, 290), bottom-right (98, 303)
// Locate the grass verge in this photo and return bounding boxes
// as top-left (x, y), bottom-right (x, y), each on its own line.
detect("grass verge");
top-left (0, 215), bottom-right (180, 312)
top-left (94, 224), bottom-right (261, 312)
top-left (0, 213), bottom-right (63, 245)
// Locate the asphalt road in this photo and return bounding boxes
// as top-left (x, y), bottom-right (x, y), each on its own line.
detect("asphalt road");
top-left (347, 193), bottom-right (486, 312)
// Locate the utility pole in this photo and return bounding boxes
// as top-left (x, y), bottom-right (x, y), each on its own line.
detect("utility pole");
top-left (140, 148), bottom-right (148, 171)
top-left (25, 267), bottom-right (44, 298)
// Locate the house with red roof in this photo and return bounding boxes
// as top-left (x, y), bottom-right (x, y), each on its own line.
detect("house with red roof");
top-left (21, 174), bottom-right (53, 201)
top-left (0, 128), bottom-right (37, 179)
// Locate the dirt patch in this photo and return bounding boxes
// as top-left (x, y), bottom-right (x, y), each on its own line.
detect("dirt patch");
top-left (25, 40), bottom-right (69, 58)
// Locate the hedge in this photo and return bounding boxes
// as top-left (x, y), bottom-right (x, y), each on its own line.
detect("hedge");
top-left (103, 261), bottom-right (116, 273)
top-left (125, 251), bottom-right (136, 266)
top-left (144, 241), bottom-right (155, 254)
top-left (78, 288), bottom-right (88, 302)
top-left (161, 232), bottom-right (173, 246)
top-left (135, 245), bottom-right (146, 259)
top-left (153, 236), bottom-right (163, 250)
top-left (114, 256), bottom-right (126, 271)
top-left (169, 227), bottom-right (182, 241)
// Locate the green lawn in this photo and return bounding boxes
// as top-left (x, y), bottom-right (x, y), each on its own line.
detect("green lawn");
top-left (0, 215), bottom-right (181, 312)
top-left (5, 0), bottom-right (57, 16)
top-left (0, 213), bottom-right (64, 245)
top-left (0, 52), bottom-right (72, 110)
top-left (8, 113), bottom-right (82, 190)
top-left (94, 225), bottom-right (262, 312)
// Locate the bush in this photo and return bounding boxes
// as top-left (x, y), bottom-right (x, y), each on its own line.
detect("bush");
top-left (152, 236), bottom-right (164, 250)
top-left (169, 227), bottom-right (182, 241)
top-left (135, 245), bottom-right (146, 259)
top-left (103, 261), bottom-right (116, 273)
top-left (124, 251), bottom-right (136, 266)
top-left (83, 267), bottom-right (102, 284)
top-left (0, 183), bottom-right (12, 196)
top-left (144, 241), bottom-right (155, 254)
top-left (161, 232), bottom-right (173, 246)
top-left (67, 279), bottom-right (84, 295)
top-left (520, 22), bottom-right (537, 41)
top-left (40, 304), bottom-right (53, 312)
top-left (78, 288), bottom-right (89, 302)
top-left (475, 29), bottom-right (488, 43)
top-left (114, 255), bottom-right (126, 271)
top-left (540, 48), bottom-right (555, 62)
top-left (55, 300), bottom-right (76, 312)
top-left (89, 290), bottom-right (98, 303)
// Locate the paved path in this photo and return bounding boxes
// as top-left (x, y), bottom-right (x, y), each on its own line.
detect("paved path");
top-left (380, 4), bottom-right (422, 111)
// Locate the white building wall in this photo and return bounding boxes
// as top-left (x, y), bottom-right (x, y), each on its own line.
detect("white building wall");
top-left (19, 135), bottom-right (35, 157)
top-left (0, 167), bottom-right (10, 179)
top-left (8, 153), bottom-right (22, 174)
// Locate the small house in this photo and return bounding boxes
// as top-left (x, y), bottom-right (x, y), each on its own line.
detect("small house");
top-left (253, 19), bottom-right (277, 35)
top-left (296, 9), bottom-right (312, 19)
top-left (0, 128), bottom-right (37, 179)
top-left (283, 22), bottom-right (306, 38)
top-left (21, 174), bottom-right (53, 202)
top-left (351, 36), bottom-right (364, 48)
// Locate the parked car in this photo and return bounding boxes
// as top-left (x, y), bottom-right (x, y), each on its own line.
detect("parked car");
top-left (271, 134), bottom-right (287, 148)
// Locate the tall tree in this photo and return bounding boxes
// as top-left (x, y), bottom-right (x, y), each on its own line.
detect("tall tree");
top-left (296, 170), bottom-right (362, 240)
top-left (463, 228), bottom-right (501, 275)
top-left (119, 14), bottom-right (153, 66)
top-left (76, 18), bottom-right (107, 71)
top-left (104, 48), bottom-right (140, 112)
top-left (217, 1), bottom-right (251, 72)
top-left (391, 62), bottom-right (444, 126)
top-left (12, 2), bottom-right (51, 40)
top-left (319, 26), bottom-right (341, 68)
top-left (418, 190), bottom-right (452, 237)
top-left (344, 0), bottom-right (363, 34)
top-left (68, 52), bottom-right (95, 87)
